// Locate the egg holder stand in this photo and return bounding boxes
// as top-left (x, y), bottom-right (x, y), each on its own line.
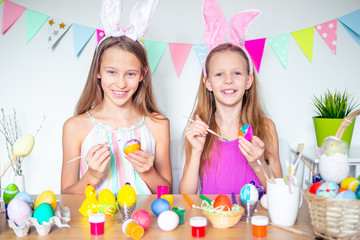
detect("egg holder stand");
top-left (7, 201), bottom-right (71, 237)
top-left (304, 109), bottom-right (360, 240)
top-left (240, 199), bottom-right (258, 222)
top-left (197, 201), bottom-right (244, 228)
top-left (116, 201), bottom-right (136, 223)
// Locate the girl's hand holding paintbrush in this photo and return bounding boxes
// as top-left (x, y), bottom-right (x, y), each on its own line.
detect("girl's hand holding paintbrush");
top-left (185, 115), bottom-right (209, 153)
top-left (85, 143), bottom-right (111, 182)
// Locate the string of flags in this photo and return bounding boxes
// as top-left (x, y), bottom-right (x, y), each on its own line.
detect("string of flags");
top-left (1, 0), bottom-right (360, 76)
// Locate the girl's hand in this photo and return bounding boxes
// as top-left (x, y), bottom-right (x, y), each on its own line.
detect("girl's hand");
top-left (185, 115), bottom-right (208, 153)
top-left (238, 136), bottom-right (265, 169)
top-left (125, 150), bottom-right (155, 173)
top-left (86, 143), bottom-right (111, 181)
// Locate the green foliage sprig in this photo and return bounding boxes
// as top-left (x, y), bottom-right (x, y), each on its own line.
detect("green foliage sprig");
top-left (312, 89), bottom-right (359, 118)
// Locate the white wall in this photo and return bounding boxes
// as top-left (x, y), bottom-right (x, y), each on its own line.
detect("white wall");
top-left (1, 0), bottom-right (360, 194)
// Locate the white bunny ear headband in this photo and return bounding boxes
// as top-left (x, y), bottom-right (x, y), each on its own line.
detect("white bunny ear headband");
top-left (99, 0), bottom-right (159, 46)
top-left (202, 0), bottom-right (260, 76)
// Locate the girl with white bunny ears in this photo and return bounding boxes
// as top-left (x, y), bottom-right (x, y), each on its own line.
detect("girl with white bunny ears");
top-left (180, 0), bottom-right (282, 194)
top-left (61, 0), bottom-right (172, 195)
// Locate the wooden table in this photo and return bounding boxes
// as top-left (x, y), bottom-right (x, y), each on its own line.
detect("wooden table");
top-left (1, 194), bottom-right (316, 239)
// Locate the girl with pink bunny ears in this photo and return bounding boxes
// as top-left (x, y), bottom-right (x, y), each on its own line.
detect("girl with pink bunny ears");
top-left (180, 0), bottom-right (282, 194)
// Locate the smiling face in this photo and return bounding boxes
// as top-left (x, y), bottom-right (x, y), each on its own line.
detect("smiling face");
top-left (204, 50), bottom-right (253, 108)
top-left (97, 47), bottom-right (146, 108)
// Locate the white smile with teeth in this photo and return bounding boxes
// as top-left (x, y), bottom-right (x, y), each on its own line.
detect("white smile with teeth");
top-left (223, 90), bottom-right (235, 93)
top-left (113, 90), bottom-right (126, 94)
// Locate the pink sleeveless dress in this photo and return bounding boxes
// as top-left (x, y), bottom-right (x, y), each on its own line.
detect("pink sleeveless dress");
top-left (201, 139), bottom-right (261, 194)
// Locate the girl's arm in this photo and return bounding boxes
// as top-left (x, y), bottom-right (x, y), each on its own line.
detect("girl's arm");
top-left (127, 115), bottom-right (172, 193)
top-left (61, 116), bottom-right (111, 194)
top-left (179, 115), bottom-right (208, 194)
top-left (264, 119), bottom-right (282, 178)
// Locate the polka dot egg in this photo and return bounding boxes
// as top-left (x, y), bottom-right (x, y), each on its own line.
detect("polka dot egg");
top-left (240, 183), bottom-right (259, 202)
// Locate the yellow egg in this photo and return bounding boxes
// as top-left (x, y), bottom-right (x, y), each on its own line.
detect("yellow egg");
top-left (13, 134), bottom-right (35, 157)
top-left (34, 190), bottom-right (57, 211)
top-left (98, 189), bottom-right (116, 205)
top-left (117, 182), bottom-right (136, 205)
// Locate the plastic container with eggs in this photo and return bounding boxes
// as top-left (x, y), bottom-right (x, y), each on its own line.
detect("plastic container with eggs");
top-left (6, 189), bottom-right (71, 237)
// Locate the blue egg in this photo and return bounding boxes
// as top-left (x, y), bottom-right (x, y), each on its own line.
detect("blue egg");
top-left (316, 181), bottom-right (339, 198)
top-left (240, 183), bottom-right (259, 202)
top-left (14, 192), bottom-right (34, 209)
top-left (151, 198), bottom-right (170, 216)
top-left (336, 190), bottom-right (356, 200)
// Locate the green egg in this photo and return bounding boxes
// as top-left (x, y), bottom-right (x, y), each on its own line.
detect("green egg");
top-left (33, 203), bottom-right (55, 225)
top-left (4, 184), bottom-right (19, 204)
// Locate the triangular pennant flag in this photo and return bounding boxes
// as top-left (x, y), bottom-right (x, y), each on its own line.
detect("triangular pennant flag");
top-left (193, 43), bottom-right (208, 67)
top-left (72, 23), bottom-right (95, 56)
top-left (338, 9), bottom-right (360, 46)
top-left (2, 0), bottom-right (26, 34)
top-left (291, 27), bottom-right (314, 62)
top-left (96, 29), bottom-right (105, 44)
top-left (244, 38), bottom-right (266, 73)
top-left (315, 19), bottom-right (337, 54)
top-left (48, 17), bottom-right (72, 48)
top-left (168, 43), bottom-right (192, 77)
top-left (26, 9), bottom-right (48, 44)
top-left (268, 33), bottom-right (290, 69)
top-left (143, 40), bottom-right (167, 74)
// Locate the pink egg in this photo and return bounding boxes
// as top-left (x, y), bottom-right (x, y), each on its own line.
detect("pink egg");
top-left (8, 198), bottom-right (32, 226)
top-left (132, 209), bottom-right (151, 229)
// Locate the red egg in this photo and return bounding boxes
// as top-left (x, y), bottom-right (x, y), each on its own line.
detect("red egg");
top-left (338, 188), bottom-right (347, 193)
top-left (213, 194), bottom-right (232, 211)
top-left (132, 209), bottom-right (151, 229)
top-left (309, 182), bottom-right (323, 194)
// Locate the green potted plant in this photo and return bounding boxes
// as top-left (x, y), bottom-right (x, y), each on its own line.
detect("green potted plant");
top-left (312, 89), bottom-right (359, 147)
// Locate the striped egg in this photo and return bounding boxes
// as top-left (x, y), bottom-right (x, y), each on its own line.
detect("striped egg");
top-left (8, 198), bottom-right (32, 226)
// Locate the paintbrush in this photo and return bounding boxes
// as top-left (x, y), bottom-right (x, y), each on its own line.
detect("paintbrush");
top-left (291, 143), bottom-right (304, 176)
top-left (269, 222), bottom-right (321, 239)
top-left (67, 139), bottom-right (121, 163)
top-left (183, 115), bottom-right (229, 142)
top-left (257, 159), bottom-right (275, 183)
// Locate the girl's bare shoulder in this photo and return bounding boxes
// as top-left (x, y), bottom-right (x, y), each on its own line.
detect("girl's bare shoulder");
top-left (63, 113), bottom-right (94, 139)
top-left (145, 113), bottom-right (169, 135)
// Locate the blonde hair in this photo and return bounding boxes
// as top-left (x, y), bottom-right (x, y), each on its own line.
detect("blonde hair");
top-left (185, 43), bottom-right (271, 175)
top-left (75, 37), bottom-right (162, 119)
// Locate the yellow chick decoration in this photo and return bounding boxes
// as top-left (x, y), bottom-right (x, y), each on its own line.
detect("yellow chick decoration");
top-left (79, 184), bottom-right (99, 217)
top-left (319, 136), bottom-right (349, 184)
top-left (117, 182), bottom-right (136, 206)
top-left (98, 189), bottom-right (117, 216)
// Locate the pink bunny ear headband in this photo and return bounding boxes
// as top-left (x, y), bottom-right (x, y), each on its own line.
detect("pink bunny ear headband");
top-left (202, 0), bottom-right (260, 76)
top-left (98, 0), bottom-right (159, 47)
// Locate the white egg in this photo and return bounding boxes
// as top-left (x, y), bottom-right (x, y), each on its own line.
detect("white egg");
top-left (157, 210), bottom-right (179, 231)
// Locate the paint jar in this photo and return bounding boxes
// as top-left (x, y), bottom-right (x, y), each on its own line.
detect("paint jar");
top-left (190, 216), bottom-right (207, 238)
top-left (251, 215), bottom-right (268, 237)
top-left (88, 213), bottom-right (105, 236)
top-left (161, 194), bottom-right (173, 209)
top-left (172, 207), bottom-right (185, 225)
top-left (157, 185), bottom-right (168, 199)
top-left (122, 219), bottom-right (144, 239)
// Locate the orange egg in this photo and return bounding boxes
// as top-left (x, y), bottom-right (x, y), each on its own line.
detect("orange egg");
top-left (213, 194), bottom-right (232, 211)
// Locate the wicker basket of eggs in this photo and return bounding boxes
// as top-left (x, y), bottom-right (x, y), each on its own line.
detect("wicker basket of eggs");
top-left (200, 194), bottom-right (244, 228)
top-left (304, 109), bottom-right (360, 240)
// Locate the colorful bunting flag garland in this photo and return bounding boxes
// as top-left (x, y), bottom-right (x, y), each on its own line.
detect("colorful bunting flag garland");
top-left (1, 0), bottom-right (360, 76)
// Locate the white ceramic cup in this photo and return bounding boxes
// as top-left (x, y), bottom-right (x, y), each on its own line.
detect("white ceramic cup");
top-left (267, 178), bottom-right (302, 227)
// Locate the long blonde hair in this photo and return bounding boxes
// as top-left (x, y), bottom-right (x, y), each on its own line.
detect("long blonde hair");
top-left (185, 43), bottom-right (271, 175)
top-left (75, 36), bottom-right (162, 119)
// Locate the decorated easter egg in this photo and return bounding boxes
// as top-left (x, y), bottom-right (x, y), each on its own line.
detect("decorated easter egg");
top-left (213, 194), bottom-right (232, 211)
top-left (12, 134), bottom-right (35, 157)
top-left (7, 198), bottom-right (32, 226)
top-left (151, 198), bottom-right (170, 216)
top-left (4, 184), bottom-right (20, 204)
top-left (340, 177), bottom-right (359, 192)
top-left (34, 190), bottom-right (57, 211)
top-left (356, 184), bottom-right (360, 199)
top-left (338, 188), bottom-right (347, 194)
top-left (240, 183), bottom-right (259, 202)
top-left (98, 189), bottom-right (117, 216)
top-left (309, 182), bottom-right (323, 194)
top-left (33, 203), bottom-right (55, 225)
top-left (157, 210), bottom-right (179, 231)
top-left (123, 139), bottom-right (141, 155)
top-left (336, 190), bottom-right (357, 200)
top-left (316, 181), bottom-right (339, 198)
top-left (238, 124), bottom-right (253, 141)
top-left (132, 209), bottom-right (151, 229)
top-left (14, 191), bottom-right (34, 209)
top-left (117, 182), bottom-right (136, 206)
